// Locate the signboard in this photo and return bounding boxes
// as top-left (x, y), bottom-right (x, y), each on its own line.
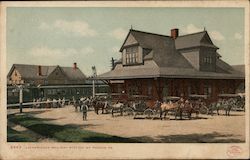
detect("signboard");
top-left (109, 80), bottom-right (125, 84)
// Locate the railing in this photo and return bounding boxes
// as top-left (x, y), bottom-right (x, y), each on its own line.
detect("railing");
top-left (7, 100), bottom-right (70, 109)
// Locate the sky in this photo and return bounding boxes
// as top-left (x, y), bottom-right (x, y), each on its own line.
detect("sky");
top-left (7, 7), bottom-right (245, 76)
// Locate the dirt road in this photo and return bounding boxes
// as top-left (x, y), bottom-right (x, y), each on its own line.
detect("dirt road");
top-left (8, 105), bottom-right (245, 142)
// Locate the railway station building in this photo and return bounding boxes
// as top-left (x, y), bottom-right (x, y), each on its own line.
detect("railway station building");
top-left (98, 28), bottom-right (245, 103)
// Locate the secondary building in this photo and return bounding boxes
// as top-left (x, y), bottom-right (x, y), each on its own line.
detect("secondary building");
top-left (7, 63), bottom-right (109, 104)
top-left (98, 28), bottom-right (245, 103)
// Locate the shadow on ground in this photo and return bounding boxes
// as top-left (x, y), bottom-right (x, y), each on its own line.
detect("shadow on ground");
top-left (130, 132), bottom-right (244, 143)
top-left (7, 114), bottom-right (139, 143)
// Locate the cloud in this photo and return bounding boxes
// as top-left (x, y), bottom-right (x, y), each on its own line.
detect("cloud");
top-left (108, 28), bottom-right (127, 40)
top-left (111, 46), bottom-right (120, 53)
top-left (28, 46), bottom-right (94, 59)
top-left (182, 24), bottom-right (225, 41)
top-left (209, 31), bottom-right (225, 41)
top-left (234, 33), bottom-right (242, 40)
top-left (182, 24), bottom-right (202, 34)
top-left (39, 20), bottom-right (97, 37)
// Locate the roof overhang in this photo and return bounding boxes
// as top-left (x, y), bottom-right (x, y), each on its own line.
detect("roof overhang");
top-left (97, 74), bottom-right (245, 80)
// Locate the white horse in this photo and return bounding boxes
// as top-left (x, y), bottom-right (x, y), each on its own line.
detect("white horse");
top-left (111, 102), bottom-right (124, 117)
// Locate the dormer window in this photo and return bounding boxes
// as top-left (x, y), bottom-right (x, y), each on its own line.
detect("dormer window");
top-left (125, 46), bottom-right (138, 64)
top-left (203, 56), bottom-right (213, 64)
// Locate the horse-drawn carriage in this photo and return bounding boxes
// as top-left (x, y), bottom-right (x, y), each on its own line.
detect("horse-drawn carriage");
top-left (125, 95), bottom-right (152, 119)
top-left (123, 96), bottom-right (190, 120)
top-left (218, 93), bottom-right (245, 112)
top-left (188, 94), bottom-right (209, 115)
top-left (110, 95), bottom-right (205, 120)
top-left (93, 93), bottom-right (129, 116)
top-left (207, 93), bottom-right (245, 116)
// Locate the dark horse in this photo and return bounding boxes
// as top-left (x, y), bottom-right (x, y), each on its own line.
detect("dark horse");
top-left (93, 98), bottom-right (110, 115)
top-left (174, 100), bottom-right (196, 120)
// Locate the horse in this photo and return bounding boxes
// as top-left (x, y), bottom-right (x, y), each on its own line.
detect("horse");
top-left (93, 97), bottom-right (110, 115)
top-left (208, 98), bottom-right (234, 116)
top-left (158, 101), bottom-right (179, 120)
top-left (223, 98), bottom-right (235, 116)
top-left (73, 99), bottom-right (81, 112)
top-left (174, 100), bottom-right (194, 120)
top-left (111, 101), bottom-right (124, 117)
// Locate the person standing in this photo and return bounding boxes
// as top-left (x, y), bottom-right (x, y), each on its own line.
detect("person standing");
top-left (82, 104), bottom-right (88, 121)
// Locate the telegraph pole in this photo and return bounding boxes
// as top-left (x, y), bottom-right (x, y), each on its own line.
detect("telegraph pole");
top-left (92, 66), bottom-right (97, 98)
top-left (12, 82), bottom-right (29, 113)
top-left (19, 86), bottom-right (23, 113)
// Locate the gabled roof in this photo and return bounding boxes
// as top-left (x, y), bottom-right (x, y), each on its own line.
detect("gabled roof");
top-left (99, 29), bottom-right (244, 80)
top-left (125, 29), bottom-right (193, 68)
top-left (61, 67), bottom-right (86, 80)
top-left (8, 64), bottom-right (86, 81)
top-left (7, 64), bottom-right (56, 80)
top-left (175, 31), bottom-right (218, 50)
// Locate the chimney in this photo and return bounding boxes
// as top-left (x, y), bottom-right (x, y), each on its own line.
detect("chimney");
top-left (38, 65), bottom-right (42, 76)
top-left (73, 62), bottom-right (77, 70)
top-left (171, 28), bottom-right (179, 39)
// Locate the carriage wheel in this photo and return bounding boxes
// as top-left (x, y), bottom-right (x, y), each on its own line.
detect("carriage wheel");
top-left (199, 106), bottom-right (208, 115)
top-left (144, 109), bottom-right (154, 119)
top-left (123, 107), bottom-right (134, 116)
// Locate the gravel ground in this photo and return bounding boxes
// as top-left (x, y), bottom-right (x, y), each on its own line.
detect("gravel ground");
top-left (7, 105), bottom-right (245, 143)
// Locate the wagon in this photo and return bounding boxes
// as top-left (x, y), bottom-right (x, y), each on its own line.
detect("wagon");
top-left (188, 94), bottom-right (209, 115)
top-left (122, 95), bottom-right (155, 119)
top-left (218, 93), bottom-right (245, 112)
top-left (125, 96), bottom-right (182, 119)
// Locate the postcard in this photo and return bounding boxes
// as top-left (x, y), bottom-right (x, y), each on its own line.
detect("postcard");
top-left (0, 0), bottom-right (249, 159)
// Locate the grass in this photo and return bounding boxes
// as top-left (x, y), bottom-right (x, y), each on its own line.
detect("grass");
top-left (7, 126), bottom-right (38, 142)
top-left (8, 114), bottom-right (139, 143)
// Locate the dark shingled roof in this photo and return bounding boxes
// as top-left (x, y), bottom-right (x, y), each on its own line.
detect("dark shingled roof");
top-left (175, 31), bottom-right (218, 50)
top-left (130, 30), bottom-right (193, 68)
top-left (7, 64), bottom-right (56, 79)
top-left (99, 65), bottom-right (244, 80)
top-left (61, 67), bottom-right (86, 80)
top-left (8, 64), bottom-right (86, 81)
top-left (98, 29), bottom-right (244, 80)
top-left (231, 65), bottom-right (245, 74)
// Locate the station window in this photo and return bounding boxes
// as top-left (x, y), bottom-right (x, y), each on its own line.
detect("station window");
top-left (147, 80), bottom-right (153, 95)
top-left (203, 56), bottom-right (213, 64)
top-left (126, 46), bottom-right (139, 65)
top-left (204, 84), bottom-right (212, 95)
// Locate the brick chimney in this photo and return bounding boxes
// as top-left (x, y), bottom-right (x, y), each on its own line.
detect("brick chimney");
top-left (73, 62), bottom-right (77, 70)
top-left (171, 28), bottom-right (179, 39)
top-left (38, 65), bottom-right (42, 76)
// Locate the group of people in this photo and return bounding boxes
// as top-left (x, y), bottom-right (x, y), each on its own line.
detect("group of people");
top-left (32, 97), bottom-right (66, 108)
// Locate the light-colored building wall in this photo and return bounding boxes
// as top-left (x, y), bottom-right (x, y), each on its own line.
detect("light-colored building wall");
top-left (9, 69), bottom-right (24, 84)
top-left (124, 33), bottom-right (138, 46)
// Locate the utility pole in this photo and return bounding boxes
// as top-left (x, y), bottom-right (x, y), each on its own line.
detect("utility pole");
top-left (92, 66), bottom-right (97, 98)
top-left (111, 57), bottom-right (115, 70)
top-left (13, 83), bottom-right (30, 113)
top-left (19, 86), bottom-right (23, 113)
top-left (12, 83), bottom-right (30, 113)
